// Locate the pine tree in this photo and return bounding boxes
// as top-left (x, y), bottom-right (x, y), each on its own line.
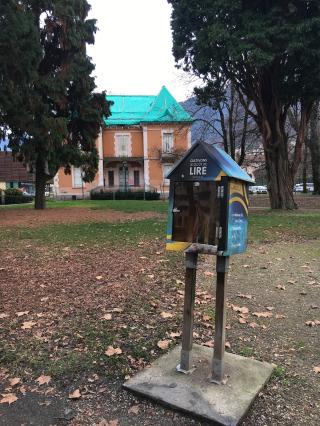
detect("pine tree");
top-left (1, 0), bottom-right (111, 209)
top-left (0, 0), bottom-right (40, 135)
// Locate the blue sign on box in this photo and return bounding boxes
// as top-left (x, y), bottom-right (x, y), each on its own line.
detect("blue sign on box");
top-left (225, 181), bottom-right (249, 256)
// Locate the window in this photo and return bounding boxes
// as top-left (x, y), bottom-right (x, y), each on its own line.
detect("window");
top-left (108, 170), bottom-right (114, 187)
top-left (73, 167), bottom-right (83, 188)
top-left (163, 164), bottom-right (172, 185)
top-left (115, 134), bottom-right (129, 157)
top-left (162, 132), bottom-right (174, 153)
top-left (134, 170), bottom-right (140, 187)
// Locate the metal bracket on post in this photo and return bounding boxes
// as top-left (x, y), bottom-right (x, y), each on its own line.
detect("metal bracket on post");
top-left (211, 255), bottom-right (229, 384)
top-left (177, 251), bottom-right (198, 374)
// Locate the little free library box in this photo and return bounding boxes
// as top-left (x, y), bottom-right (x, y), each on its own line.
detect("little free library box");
top-left (124, 142), bottom-right (275, 426)
top-left (166, 141), bottom-right (253, 255)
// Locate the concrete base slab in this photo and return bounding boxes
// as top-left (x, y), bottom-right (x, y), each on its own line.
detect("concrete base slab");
top-left (123, 344), bottom-right (274, 426)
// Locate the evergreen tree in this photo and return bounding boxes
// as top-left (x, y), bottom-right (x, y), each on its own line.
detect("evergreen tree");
top-left (0, 0), bottom-right (40, 135)
top-left (168, 0), bottom-right (320, 209)
top-left (1, 0), bottom-right (111, 209)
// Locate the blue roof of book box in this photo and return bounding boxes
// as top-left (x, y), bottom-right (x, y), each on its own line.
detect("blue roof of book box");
top-left (167, 141), bottom-right (254, 183)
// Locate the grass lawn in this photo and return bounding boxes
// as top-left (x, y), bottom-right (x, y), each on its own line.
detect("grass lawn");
top-left (0, 198), bottom-right (169, 213)
top-left (0, 203), bottom-right (319, 425)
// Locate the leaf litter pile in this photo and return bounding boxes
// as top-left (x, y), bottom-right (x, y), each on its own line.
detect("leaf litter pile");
top-left (0, 209), bottom-right (319, 425)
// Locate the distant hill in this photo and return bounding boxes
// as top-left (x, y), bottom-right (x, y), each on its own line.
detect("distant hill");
top-left (180, 98), bottom-right (223, 145)
top-left (181, 97), bottom-right (262, 152)
top-left (0, 138), bottom-right (10, 152)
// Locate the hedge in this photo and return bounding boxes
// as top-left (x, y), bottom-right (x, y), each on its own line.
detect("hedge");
top-left (1, 188), bottom-right (33, 205)
top-left (91, 190), bottom-right (160, 201)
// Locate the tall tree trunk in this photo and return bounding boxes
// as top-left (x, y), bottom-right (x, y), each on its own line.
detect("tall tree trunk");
top-left (35, 157), bottom-right (47, 210)
top-left (302, 145), bottom-right (308, 193)
top-left (309, 103), bottom-right (320, 195)
top-left (264, 146), bottom-right (296, 209)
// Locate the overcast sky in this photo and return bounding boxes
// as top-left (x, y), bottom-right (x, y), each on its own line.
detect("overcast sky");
top-left (87, 0), bottom-right (196, 101)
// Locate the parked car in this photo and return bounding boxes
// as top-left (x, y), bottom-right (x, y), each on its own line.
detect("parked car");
top-left (294, 183), bottom-right (314, 192)
top-left (249, 185), bottom-right (268, 194)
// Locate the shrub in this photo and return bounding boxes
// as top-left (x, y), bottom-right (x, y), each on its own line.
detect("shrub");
top-left (90, 190), bottom-right (160, 201)
top-left (4, 188), bottom-right (33, 204)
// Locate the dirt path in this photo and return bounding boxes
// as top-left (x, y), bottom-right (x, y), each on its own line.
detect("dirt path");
top-left (0, 237), bottom-right (319, 425)
top-left (0, 208), bottom-right (164, 228)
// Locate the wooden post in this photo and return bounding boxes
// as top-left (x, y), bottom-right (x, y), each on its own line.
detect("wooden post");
top-left (177, 251), bottom-right (198, 373)
top-left (212, 255), bottom-right (229, 383)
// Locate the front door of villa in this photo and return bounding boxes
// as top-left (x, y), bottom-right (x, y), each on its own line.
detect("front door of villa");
top-left (119, 165), bottom-right (128, 191)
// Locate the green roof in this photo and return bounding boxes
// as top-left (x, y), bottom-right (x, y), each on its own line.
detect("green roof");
top-left (104, 86), bottom-right (193, 126)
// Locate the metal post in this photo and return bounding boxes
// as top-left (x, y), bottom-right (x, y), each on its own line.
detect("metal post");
top-left (211, 255), bottom-right (229, 384)
top-left (177, 251), bottom-right (198, 373)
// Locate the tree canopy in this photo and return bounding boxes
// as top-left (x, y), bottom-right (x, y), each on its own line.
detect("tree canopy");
top-left (168, 0), bottom-right (320, 208)
top-left (0, 0), bottom-right (111, 208)
top-left (0, 0), bottom-right (40, 134)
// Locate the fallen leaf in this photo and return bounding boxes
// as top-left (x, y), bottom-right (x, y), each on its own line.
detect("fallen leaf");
top-left (0, 313), bottom-right (9, 319)
top-left (19, 386), bottom-right (26, 395)
top-left (204, 271), bottom-right (214, 277)
top-left (157, 340), bottom-right (170, 350)
top-left (96, 276), bottom-right (103, 280)
top-left (231, 305), bottom-right (249, 314)
top-left (68, 389), bottom-right (81, 399)
top-left (169, 332), bottom-right (181, 338)
top-left (253, 312), bottom-right (273, 318)
top-left (39, 400), bottom-right (51, 406)
top-left (0, 393), bottom-right (18, 405)
top-left (101, 314), bottom-right (112, 321)
top-left (147, 274), bottom-right (154, 279)
top-left (239, 317), bottom-right (247, 324)
top-left (276, 284), bottom-right (286, 290)
top-left (40, 297), bottom-right (49, 302)
top-left (313, 366), bottom-right (320, 374)
top-left (275, 315), bottom-right (286, 319)
top-left (287, 280), bottom-right (296, 285)
top-left (243, 265), bottom-right (250, 268)
top-left (128, 405), bottom-right (140, 415)
top-left (36, 375), bottom-right (51, 386)
top-left (311, 304), bottom-right (319, 309)
top-left (266, 307), bottom-right (274, 311)
top-left (16, 311), bottom-right (29, 317)
top-left (203, 340), bottom-right (214, 348)
top-left (306, 320), bottom-right (315, 327)
top-left (9, 378), bottom-right (21, 387)
top-left (202, 315), bottom-right (212, 321)
top-left (105, 346), bottom-right (122, 356)
top-left (225, 342), bottom-right (231, 349)
top-left (160, 312), bottom-right (174, 319)
top-left (249, 322), bottom-right (259, 328)
top-left (237, 293), bottom-right (252, 299)
top-left (175, 279), bottom-right (184, 285)
top-left (21, 321), bottom-right (37, 330)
